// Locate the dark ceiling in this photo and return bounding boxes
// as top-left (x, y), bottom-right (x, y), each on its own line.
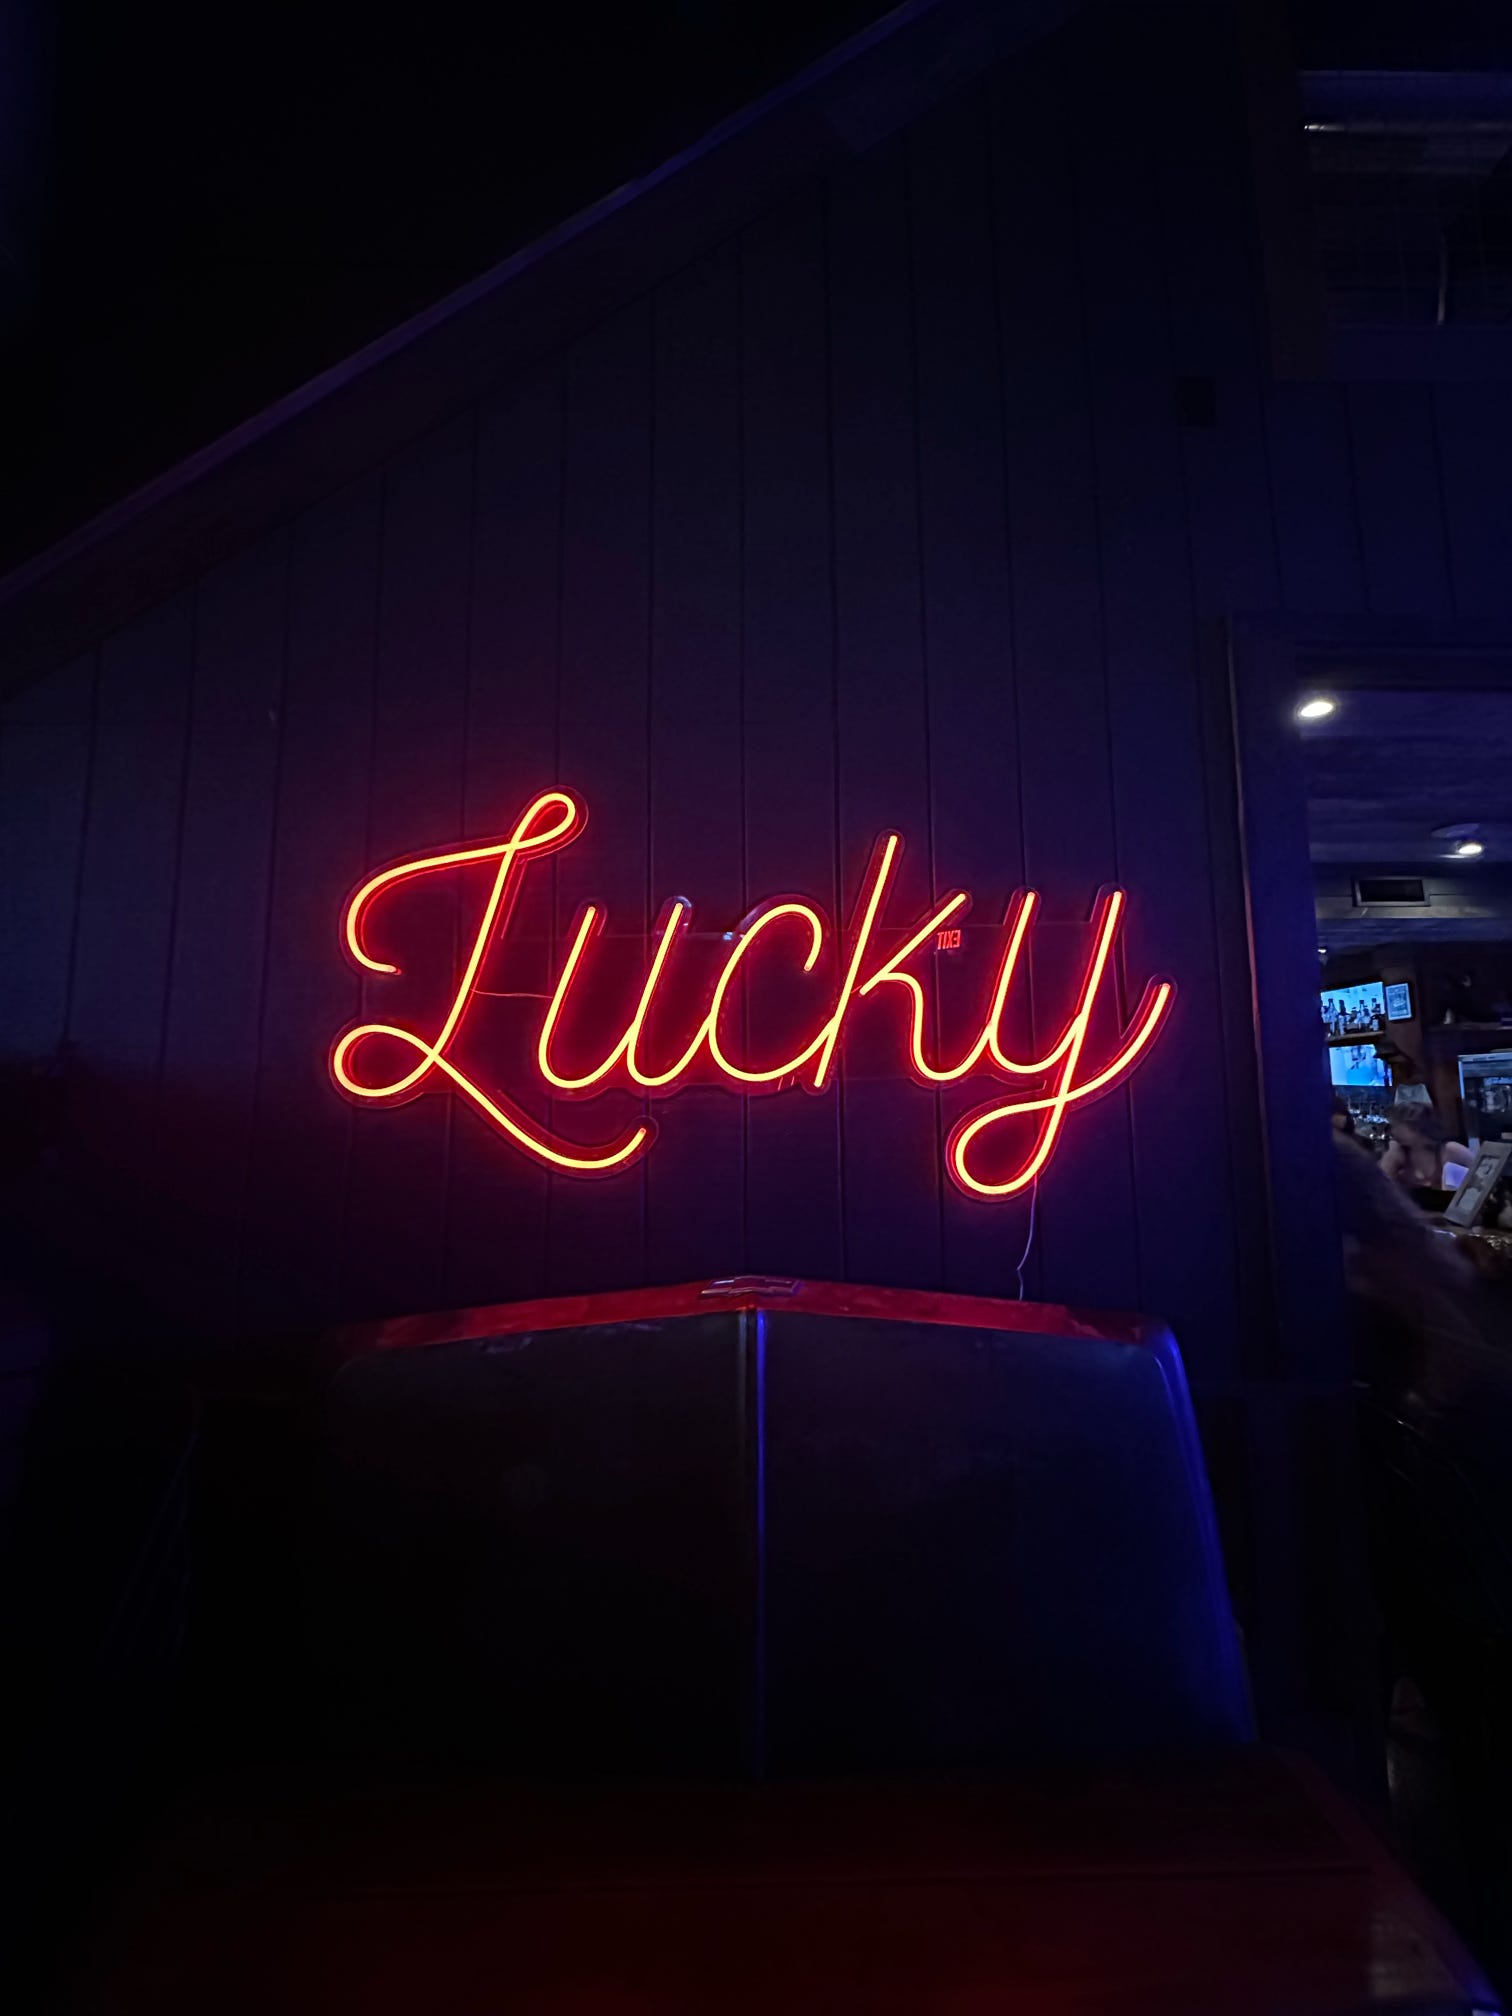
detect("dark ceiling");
top-left (1, 0), bottom-right (888, 573)
top-left (10, 2), bottom-right (1512, 575)
top-left (1303, 687), bottom-right (1512, 948)
top-left (1301, 689), bottom-right (1512, 868)
top-left (1289, 0), bottom-right (1512, 70)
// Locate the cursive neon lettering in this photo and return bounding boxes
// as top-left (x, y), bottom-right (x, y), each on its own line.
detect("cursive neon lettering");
top-left (702, 901), bottom-right (830, 1083)
top-left (330, 791), bottom-right (1175, 1199)
top-left (333, 791), bottom-right (650, 1174)
top-left (945, 889), bottom-right (1173, 1197)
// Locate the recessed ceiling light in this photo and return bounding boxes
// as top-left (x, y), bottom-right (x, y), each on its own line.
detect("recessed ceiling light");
top-left (1295, 695), bottom-right (1336, 723)
top-left (1454, 840), bottom-right (1485, 858)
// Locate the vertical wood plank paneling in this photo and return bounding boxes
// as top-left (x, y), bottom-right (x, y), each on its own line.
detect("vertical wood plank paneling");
top-left (828, 140), bottom-right (940, 1292)
top-left (1346, 381), bottom-right (1459, 616)
top-left (0, 4), bottom-right (1430, 1781)
top-left (1072, 10), bottom-right (1238, 1365)
top-left (1148, 2), bottom-right (1362, 1759)
top-left (64, 597), bottom-right (194, 1290)
top-left (443, 366), bottom-right (565, 1310)
top-left (1150, 5), bottom-right (1283, 627)
top-left (1231, 626), bottom-right (1349, 1385)
top-left (988, 47), bottom-right (1115, 913)
top-left (1265, 383), bottom-right (1367, 617)
top-left (240, 476), bottom-right (381, 1330)
top-left (1347, 382), bottom-right (1453, 621)
top-left (548, 302), bottom-right (653, 1293)
top-left (156, 533), bottom-right (288, 1319)
top-left (740, 196), bottom-right (843, 1281)
top-left (1, 653), bottom-right (95, 1062)
top-left (907, 92), bottom-right (1029, 1299)
top-left (7, 2), bottom-right (1459, 1399)
top-left (1230, 619), bottom-right (1357, 1752)
top-left (1147, 3), bottom-right (1281, 1382)
top-left (343, 419), bottom-right (474, 1319)
top-left (988, 40), bottom-right (1139, 1314)
top-left (644, 250), bottom-right (745, 1284)
top-left (1432, 380), bottom-right (1512, 623)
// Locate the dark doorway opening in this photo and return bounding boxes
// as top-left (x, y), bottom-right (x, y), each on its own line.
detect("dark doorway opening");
top-left (1233, 617), bottom-right (1512, 1990)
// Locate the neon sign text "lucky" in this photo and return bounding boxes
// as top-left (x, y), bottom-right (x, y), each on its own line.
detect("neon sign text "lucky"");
top-left (330, 791), bottom-right (1174, 1198)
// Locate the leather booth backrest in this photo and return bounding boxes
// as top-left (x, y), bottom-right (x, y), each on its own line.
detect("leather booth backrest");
top-left (318, 1281), bottom-right (1253, 1774)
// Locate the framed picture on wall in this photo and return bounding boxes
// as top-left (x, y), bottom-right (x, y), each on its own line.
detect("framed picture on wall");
top-left (1385, 982), bottom-right (1413, 1022)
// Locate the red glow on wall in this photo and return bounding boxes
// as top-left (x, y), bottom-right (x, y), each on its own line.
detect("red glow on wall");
top-left (330, 790), bottom-right (1174, 1199)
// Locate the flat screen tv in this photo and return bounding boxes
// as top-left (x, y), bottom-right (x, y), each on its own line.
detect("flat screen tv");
top-left (1321, 980), bottom-right (1386, 1039)
top-left (1330, 1042), bottom-right (1390, 1089)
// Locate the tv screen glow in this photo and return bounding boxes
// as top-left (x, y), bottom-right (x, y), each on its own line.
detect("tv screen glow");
top-left (1330, 1042), bottom-right (1390, 1089)
top-left (1321, 980), bottom-right (1386, 1039)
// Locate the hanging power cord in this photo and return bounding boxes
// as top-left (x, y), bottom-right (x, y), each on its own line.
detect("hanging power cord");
top-left (1015, 1179), bottom-right (1039, 1301)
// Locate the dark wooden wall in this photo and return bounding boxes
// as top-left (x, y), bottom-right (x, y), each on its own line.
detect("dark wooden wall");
top-left (7, 0), bottom-right (1512, 1413)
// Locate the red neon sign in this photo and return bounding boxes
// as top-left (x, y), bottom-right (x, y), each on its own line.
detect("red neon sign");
top-left (331, 790), bottom-right (1174, 1199)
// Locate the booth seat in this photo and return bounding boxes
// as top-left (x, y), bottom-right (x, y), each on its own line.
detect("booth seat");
top-left (317, 1277), bottom-right (1253, 1775)
top-left (70, 1283), bottom-right (1505, 2015)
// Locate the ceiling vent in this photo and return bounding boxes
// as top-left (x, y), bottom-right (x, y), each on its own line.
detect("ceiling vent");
top-left (1353, 875), bottom-right (1428, 907)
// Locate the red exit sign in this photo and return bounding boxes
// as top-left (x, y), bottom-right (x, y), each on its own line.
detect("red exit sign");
top-left (935, 927), bottom-right (962, 951)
